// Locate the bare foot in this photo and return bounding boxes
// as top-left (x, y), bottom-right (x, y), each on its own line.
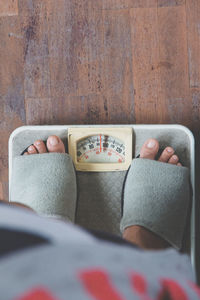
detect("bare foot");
top-left (123, 138), bottom-right (182, 250)
top-left (140, 138), bottom-right (182, 166)
top-left (23, 136), bottom-right (65, 155)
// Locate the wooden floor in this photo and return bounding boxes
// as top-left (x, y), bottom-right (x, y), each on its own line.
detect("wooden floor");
top-left (0, 0), bottom-right (200, 266)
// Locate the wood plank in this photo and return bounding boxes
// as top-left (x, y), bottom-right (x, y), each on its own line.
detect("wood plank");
top-left (158, 6), bottom-right (189, 98)
top-left (0, 16), bottom-right (25, 121)
top-left (158, 5), bottom-right (192, 127)
top-left (2, 182), bottom-right (8, 202)
top-left (25, 98), bottom-right (55, 125)
top-left (186, 0), bottom-right (200, 88)
top-left (158, 0), bottom-right (185, 7)
top-left (22, 3), bottom-right (50, 99)
top-left (56, 94), bottom-right (109, 124)
top-left (0, 129), bottom-right (9, 196)
top-left (0, 0), bottom-right (18, 16)
top-left (0, 182), bottom-right (8, 201)
top-left (130, 7), bottom-right (167, 123)
top-left (0, 182), bottom-right (3, 200)
top-left (48, 0), bottom-right (104, 97)
top-left (102, 0), bottom-right (185, 10)
top-left (101, 9), bottom-right (135, 123)
top-left (102, 0), bottom-right (157, 10)
top-left (191, 89), bottom-right (200, 131)
top-left (18, 0), bottom-right (47, 16)
top-left (48, 2), bottom-right (134, 123)
top-left (0, 16), bottom-right (25, 195)
top-left (26, 94), bottom-right (109, 125)
top-left (24, 57), bottom-right (51, 99)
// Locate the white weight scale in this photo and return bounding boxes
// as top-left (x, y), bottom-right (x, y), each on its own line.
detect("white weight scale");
top-left (9, 124), bottom-right (196, 277)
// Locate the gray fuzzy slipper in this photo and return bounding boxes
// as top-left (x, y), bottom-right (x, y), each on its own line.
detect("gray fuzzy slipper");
top-left (120, 159), bottom-right (191, 250)
top-left (10, 153), bottom-right (77, 222)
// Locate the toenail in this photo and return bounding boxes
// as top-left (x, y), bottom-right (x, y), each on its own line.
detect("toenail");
top-left (173, 155), bottom-right (178, 160)
top-left (49, 136), bottom-right (59, 146)
top-left (28, 146), bottom-right (35, 151)
top-left (166, 147), bottom-right (173, 153)
top-left (35, 141), bottom-right (41, 145)
top-left (147, 140), bottom-right (156, 148)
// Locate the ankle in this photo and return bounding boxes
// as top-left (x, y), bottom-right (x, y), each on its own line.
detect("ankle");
top-left (123, 225), bottom-right (170, 250)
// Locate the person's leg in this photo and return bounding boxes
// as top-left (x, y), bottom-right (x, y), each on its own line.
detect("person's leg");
top-left (122, 138), bottom-right (183, 250)
top-left (13, 135), bottom-right (184, 250)
top-left (21, 136), bottom-right (183, 250)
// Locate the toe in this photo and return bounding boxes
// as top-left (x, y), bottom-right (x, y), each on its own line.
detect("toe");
top-left (28, 145), bottom-right (37, 154)
top-left (177, 162), bottom-right (182, 167)
top-left (47, 135), bottom-right (65, 153)
top-left (140, 138), bottom-right (159, 160)
top-left (158, 147), bottom-right (174, 163)
top-left (34, 140), bottom-right (47, 154)
top-left (168, 154), bottom-right (179, 165)
top-left (24, 152), bottom-right (29, 155)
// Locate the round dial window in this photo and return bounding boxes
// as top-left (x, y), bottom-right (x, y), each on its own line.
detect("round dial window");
top-left (77, 135), bottom-right (125, 163)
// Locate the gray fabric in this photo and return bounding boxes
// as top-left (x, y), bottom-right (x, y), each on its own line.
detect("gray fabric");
top-left (120, 159), bottom-right (190, 250)
top-left (10, 153), bottom-right (77, 222)
top-left (0, 205), bottom-right (197, 300)
top-left (0, 244), bottom-right (195, 300)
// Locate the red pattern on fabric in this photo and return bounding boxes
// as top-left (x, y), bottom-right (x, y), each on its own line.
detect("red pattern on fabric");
top-left (158, 279), bottom-right (188, 300)
top-left (130, 272), bottom-right (147, 294)
top-left (15, 287), bottom-right (59, 300)
top-left (78, 268), bottom-right (126, 300)
top-left (130, 272), bottom-right (153, 300)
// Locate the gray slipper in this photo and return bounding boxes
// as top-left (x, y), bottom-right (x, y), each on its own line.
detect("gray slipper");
top-left (120, 158), bottom-right (191, 250)
top-left (10, 153), bottom-right (77, 222)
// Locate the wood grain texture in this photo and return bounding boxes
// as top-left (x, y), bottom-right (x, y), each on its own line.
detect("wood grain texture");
top-left (48, 0), bottom-right (104, 97)
top-left (25, 98), bottom-right (55, 125)
top-left (130, 7), bottom-right (167, 123)
top-left (191, 89), bottom-right (200, 126)
top-left (0, 1), bottom-right (199, 211)
top-left (158, 5), bottom-right (192, 127)
top-left (186, 0), bottom-right (200, 88)
top-left (0, 15), bottom-right (25, 190)
top-left (0, 182), bottom-right (3, 200)
top-left (54, 94), bottom-right (109, 125)
top-left (158, 0), bottom-right (185, 6)
top-left (102, 0), bottom-right (184, 10)
top-left (102, 0), bottom-right (157, 10)
top-left (0, 0), bottom-right (18, 16)
top-left (101, 9), bottom-right (135, 123)
top-left (22, 3), bottom-right (50, 99)
top-left (18, 0), bottom-right (47, 16)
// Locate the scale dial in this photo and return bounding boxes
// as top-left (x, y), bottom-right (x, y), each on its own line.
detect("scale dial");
top-left (68, 127), bottom-right (132, 172)
top-left (77, 135), bottom-right (125, 163)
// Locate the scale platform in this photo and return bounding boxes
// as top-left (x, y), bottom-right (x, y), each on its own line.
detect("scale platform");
top-left (8, 124), bottom-right (196, 276)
